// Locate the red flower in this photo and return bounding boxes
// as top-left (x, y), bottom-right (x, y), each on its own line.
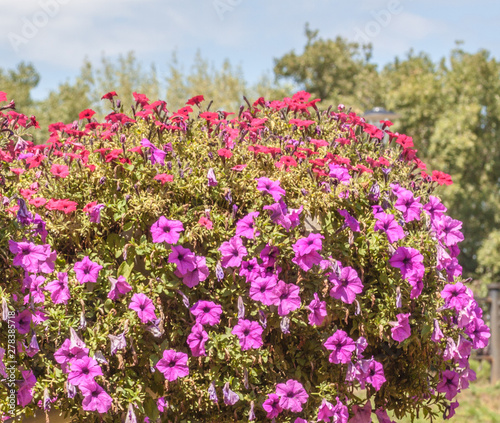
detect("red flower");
top-left (289, 119), bottom-right (315, 128)
top-left (46, 199), bottom-right (77, 214)
top-left (310, 139), bottom-right (329, 148)
top-left (186, 95), bottom-right (205, 106)
top-left (0, 91), bottom-right (7, 102)
top-left (198, 216), bottom-right (213, 230)
top-left (292, 91), bottom-right (311, 103)
top-left (128, 146), bottom-right (143, 154)
top-left (79, 109), bottom-right (96, 120)
top-left (335, 137), bottom-right (351, 146)
top-left (175, 106), bottom-right (193, 117)
top-left (105, 149), bottom-right (123, 162)
top-left (50, 164), bottom-right (69, 178)
top-left (101, 91), bottom-right (118, 100)
top-left (364, 124), bottom-right (384, 140)
top-left (200, 112), bottom-right (218, 122)
top-left (133, 92), bottom-right (150, 107)
top-left (154, 174), bottom-right (174, 184)
top-left (20, 189), bottom-right (36, 199)
top-left (26, 154), bottom-right (45, 169)
top-left (83, 201), bottom-right (98, 213)
top-left (432, 170), bottom-right (453, 186)
top-left (10, 167), bottom-right (25, 175)
top-left (29, 197), bottom-right (47, 207)
top-left (276, 156), bottom-right (298, 171)
top-left (231, 164), bottom-right (247, 171)
top-left (217, 148), bottom-right (233, 159)
top-left (395, 134), bottom-right (414, 148)
top-left (355, 164), bottom-right (374, 174)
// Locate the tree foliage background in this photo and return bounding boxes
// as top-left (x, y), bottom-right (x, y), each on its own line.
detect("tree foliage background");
top-left (2, 27), bottom-right (500, 287)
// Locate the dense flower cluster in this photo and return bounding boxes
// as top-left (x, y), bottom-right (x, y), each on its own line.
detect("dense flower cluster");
top-left (0, 90), bottom-right (489, 422)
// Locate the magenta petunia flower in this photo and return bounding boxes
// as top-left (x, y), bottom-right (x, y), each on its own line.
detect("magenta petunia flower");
top-left (389, 247), bottom-right (425, 282)
top-left (9, 240), bottom-right (49, 273)
top-left (79, 381), bottom-right (113, 413)
top-left (186, 323), bottom-right (209, 356)
top-left (338, 209), bottom-right (360, 232)
top-left (275, 379), bottom-right (309, 413)
top-left (17, 369), bottom-right (36, 407)
top-left (129, 293), bottom-right (157, 323)
top-left (262, 393), bottom-right (282, 419)
top-left (374, 212), bottom-right (405, 244)
top-left (256, 177), bottom-right (286, 201)
top-left (249, 276), bottom-right (279, 306)
top-left (440, 282), bottom-right (471, 311)
top-left (175, 255), bottom-right (209, 288)
top-left (362, 358), bottom-right (386, 391)
top-left (107, 275), bottom-right (132, 300)
top-left (390, 313), bottom-right (411, 342)
top-left (168, 245), bottom-right (196, 275)
top-left (293, 233), bottom-right (324, 256)
top-left (292, 249), bottom-right (323, 272)
top-left (239, 258), bottom-right (260, 283)
top-left (466, 317), bottom-right (490, 349)
top-left (308, 293), bottom-right (328, 326)
top-left (231, 319), bottom-right (263, 350)
top-left (317, 398), bottom-right (335, 422)
top-left (260, 244), bottom-right (280, 266)
top-left (219, 236), bottom-right (247, 268)
top-left (329, 164), bottom-right (351, 185)
top-left (190, 300), bottom-right (222, 326)
top-left (45, 272), bottom-right (71, 304)
top-left (14, 309), bottom-right (32, 334)
top-left (324, 330), bottom-right (356, 364)
top-left (436, 370), bottom-right (459, 400)
top-left (89, 204), bottom-right (105, 223)
top-left (156, 349), bottom-right (189, 381)
top-left (329, 266), bottom-right (363, 304)
top-left (150, 216), bottom-right (184, 244)
top-left (423, 195), bottom-right (447, 221)
top-left (394, 188), bottom-right (422, 222)
top-left (275, 281), bottom-right (301, 316)
top-left (433, 215), bottom-right (464, 247)
top-left (74, 256), bottom-right (103, 284)
top-left (235, 211), bottom-right (260, 239)
top-left (54, 339), bottom-right (89, 371)
top-left (67, 356), bottom-right (103, 386)
top-left (24, 274), bottom-right (45, 304)
top-left (263, 201), bottom-right (302, 232)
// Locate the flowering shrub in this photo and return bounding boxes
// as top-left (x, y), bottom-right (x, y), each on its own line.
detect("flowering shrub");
top-left (0, 90), bottom-right (490, 422)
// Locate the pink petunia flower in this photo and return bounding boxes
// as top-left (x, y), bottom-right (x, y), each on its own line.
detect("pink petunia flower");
top-left (129, 293), bottom-right (157, 323)
top-left (156, 349), bottom-right (189, 381)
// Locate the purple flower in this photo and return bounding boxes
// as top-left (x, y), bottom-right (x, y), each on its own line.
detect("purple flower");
top-left (249, 275), bottom-right (279, 305)
top-left (74, 256), bottom-right (103, 284)
top-left (440, 282), bottom-right (471, 311)
top-left (263, 201), bottom-right (302, 232)
top-left (256, 177), bottom-right (286, 201)
top-left (107, 275), bottom-right (132, 300)
top-left (262, 393), bottom-right (282, 419)
top-left (208, 381), bottom-right (218, 403)
top-left (431, 319), bottom-right (444, 342)
top-left (275, 379), bottom-right (309, 413)
top-left (219, 236), bottom-right (247, 268)
top-left (307, 293), bottom-right (328, 326)
top-left (394, 188), bottom-right (422, 222)
top-left (231, 319), bottom-right (263, 350)
top-left (129, 293), bottom-right (157, 323)
top-left (223, 382), bottom-right (240, 405)
top-left (239, 258), bottom-right (260, 283)
top-left (433, 215), bottom-right (464, 247)
top-left (389, 247), bottom-right (424, 281)
top-left (67, 356), bottom-right (102, 386)
top-left (323, 330), bottom-right (356, 364)
top-left (168, 245), bottom-right (196, 275)
top-left (260, 244), bottom-right (280, 266)
top-left (350, 402), bottom-right (372, 423)
top-left (24, 274), bottom-right (45, 304)
top-left (176, 255), bottom-right (209, 288)
top-left (329, 266), bottom-right (363, 304)
top-left (338, 209), bottom-right (360, 232)
top-left (275, 281), bottom-right (301, 316)
top-left (190, 300), bottom-right (222, 326)
top-left (317, 398), bottom-right (335, 422)
top-left (293, 233), bottom-right (324, 256)
top-left (108, 333), bottom-right (127, 355)
top-left (186, 323), bottom-right (209, 356)
top-left (150, 216), bottom-right (184, 244)
top-left (89, 204), bottom-right (105, 223)
top-left (329, 164), bottom-right (351, 185)
top-left (207, 168), bottom-right (218, 186)
top-left (156, 349), bottom-right (189, 381)
top-left (157, 397), bottom-right (168, 412)
top-left (235, 211), bottom-right (260, 239)
top-left (14, 310), bottom-right (32, 334)
top-left (375, 408), bottom-right (396, 423)
top-left (79, 381), bottom-right (113, 413)
top-left (466, 317), bottom-right (490, 349)
top-left (45, 272), bottom-right (71, 304)
top-left (292, 249), bottom-right (323, 272)
top-left (17, 369), bottom-right (36, 407)
top-left (9, 240), bottom-right (48, 273)
top-left (423, 195), bottom-right (447, 221)
top-left (391, 313), bottom-right (411, 342)
top-left (362, 358), bottom-right (386, 391)
top-left (54, 339), bottom-right (89, 371)
top-left (436, 370), bottom-right (459, 400)
top-left (374, 212), bottom-right (405, 244)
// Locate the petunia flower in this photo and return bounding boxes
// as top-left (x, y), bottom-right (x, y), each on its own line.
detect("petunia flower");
top-left (275, 281), bottom-right (301, 316)
top-left (108, 333), bottom-right (127, 355)
top-left (231, 319), bottom-right (263, 350)
top-left (255, 177), bottom-right (286, 201)
top-left (235, 212), bottom-right (260, 239)
top-left (374, 212), bottom-right (405, 244)
top-left (168, 245), bottom-right (196, 275)
top-left (74, 256), bottom-right (103, 284)
top-left (207, 168), bottom-right (218, 186)
top-left (262, 393), bottom-right (282, 419)
top-left (175, 255), bottom-right (209, 288)
top-left (156, 349), bottom-right (189, 381)
top-left (436, 370), bottom-right (460, 400)
top-left (107, 275), bottom-right (132, 300)
top-left (338, 209), bottom-right (360, 232)
top-left (275, 379), bottom-right (309, 413)
top-left (190, 300), bottom-right (222, 326)
top-left (223, 382), bottom-right (240, 406)
top-left (249, 276), bottom-right (279, 306)
top-left (50, 164), bottom-right (69, 178)
top-left (79, 381), bottom-right (113, 413)
top-left (390, 313), bottom-right (411, 342)
top-left (150, 216), bottom-right (184, 244)
top-left (389, 247), bottom-right (424, 282)
top-left (307, 293), bottom-right (328, 326)
top-left (329, 266), bottom-right (363, 304)
top-left (14, 310), bottom-right (32, 334)
top-left (324, 330), bottom-right (356, 364)
top-left (9, 240), bottom-right (49, 273)
top-left (67, 356), bottom-right (102, 386)
top-left (129, 293), bottom-right (157, 323)
top-left (45, 272), bottom-right (71, 304)
top-left (293, 233), bottom-right (324, 257)
top-left (219, 236), bottom-right (247, 268)
top-left (394, 188), bottom-right (422, 222)
top-left (186, 323), bottom-right (209, 356)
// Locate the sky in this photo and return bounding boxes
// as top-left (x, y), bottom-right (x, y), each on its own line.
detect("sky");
top-left (1, 0), bottom-right (500, 100)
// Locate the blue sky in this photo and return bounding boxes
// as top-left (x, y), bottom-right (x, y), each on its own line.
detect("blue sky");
top-left (1, 0), bottom-right (500, 100)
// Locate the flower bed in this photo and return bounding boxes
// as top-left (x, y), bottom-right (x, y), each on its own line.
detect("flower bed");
top-left (0, 90), bottom-right (490, 422)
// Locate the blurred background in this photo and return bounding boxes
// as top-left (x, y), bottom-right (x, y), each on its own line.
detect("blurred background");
top-left (2, 2), bottom-right (500, 419)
